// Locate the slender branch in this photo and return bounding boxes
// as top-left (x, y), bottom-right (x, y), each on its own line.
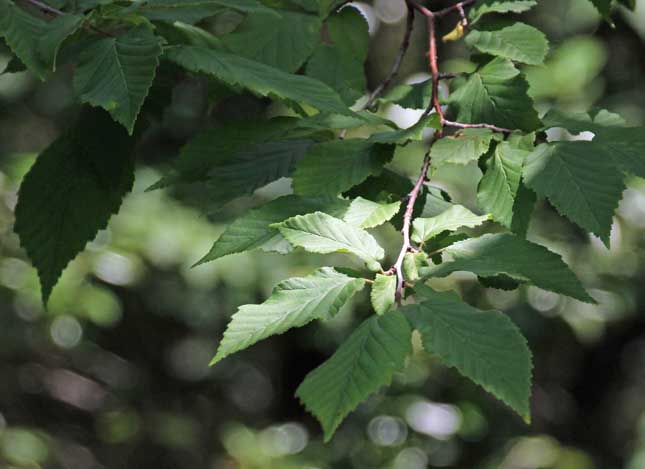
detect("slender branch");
top-left (25, 0), bottom-right (64, 15)
top-left (392, 150), bottom-right (432, 305)
top-left (426, 12), bottom-right (446, 130)
top-left (443, 120), bottom-right (513, 133)
top-left (363, 2), bottom-right (415, 110)
top-left (434, 0), bottom-right (477, 18)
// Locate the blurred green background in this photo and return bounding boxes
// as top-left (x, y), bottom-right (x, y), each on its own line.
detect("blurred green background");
top-left (1, 0), bottom-right (645, 467)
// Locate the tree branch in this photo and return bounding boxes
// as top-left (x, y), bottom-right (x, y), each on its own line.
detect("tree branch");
top-left (363, 2), bottom-right (416, 110)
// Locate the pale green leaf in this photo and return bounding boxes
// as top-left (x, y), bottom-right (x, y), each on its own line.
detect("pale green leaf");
top-left (403, 286), bottom-right (532, 421)
top-left (465, 22), bottom-right (549, 65)
top-left (274, 212), bottom-right (385, 270)
top-left (430, 128), bottom-right (494, 167)
top-left (196, 195), bottom-right (349, 265)
top-left (14, 109), bottom-right (135, 304)
top-left (419, 233), bottom-right (594, 303)
top-left (297, 311), bottom-right (411, 441)
top-left (165, 45), bottom-right (353, 116)
top-left (447, 57), bottom-right (541, 132)
top-left (477, 141), bottom-right (528, 227)
top-left (343, 197), bottom-right (401, 229)
top-left (73, 26), bottom-right (163, 134)
top-left (412, 205), bottom-right (489, 243)
top-left (293, 141), bottom-right (394, 197)
top-left (212, 268), bottom-right (366, 365)
top-left (523, 142), bottom-right (624, 246)
top-left (469, 0), bottom-right (537, 23)
top-left (370, 274), bottom-right (396, 315)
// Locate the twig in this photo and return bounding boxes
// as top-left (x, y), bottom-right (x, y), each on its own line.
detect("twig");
top-left (392, 149), bottom-right (432, 305)
top-left (426, 12), bottom-right (445, 128)
top-left (434, 0), bottom-right (477, 18)
top-left (443, 120), bottom-right (513, 133)
top-left (24, 0), bottom-right (114, 37)
top-left (25, 0), bottom-right (64, 15)
top-left (363, 2), bottom-right (415, 110)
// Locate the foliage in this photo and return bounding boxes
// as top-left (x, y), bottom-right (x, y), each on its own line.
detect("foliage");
top-left (1, 0), bottom-right (642, 442)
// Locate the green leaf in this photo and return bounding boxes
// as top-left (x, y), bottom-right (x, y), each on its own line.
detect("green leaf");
top-left (523, 142), bottom-right (624, 246)
top-left (412, 205), bottom-right (489, 244)
top-left (477, 141), bottom-right (528, 227)
top-left (343, 197), bottom-right (401, 229)
top-left (469, 0), bottom-right (537, 23)
top-left (447, 57), bottom-right (541, 132)
top-left (589, 0), bottom-right (612, 17)
top-left (38, 14), bottom-right (85, 72)
top-left (297, 311), bottom-right (411, 441)
top-left (293, 141), bottom-right (394, 197)
top-left (166, 45), bottom-right (353, 116)
top-left (370, 274), bottom-right (396, 315)
top-left (223, 10), bottom-right (321, 73)
top-left (380, 79), bottom-right (433, 110)
top-left (212, 268), bottom-right (366, 365)
top-left (151, 118), bottom-right (300, 189)
top-left (403, 286), bottom-right (532, 422)
top-left (510, 182), bottom-right (537, 238)
top-left (306, 44), bottom-right (365, 105)
top-left (327, 6), bottom-right (369, 61)
top-left (419, 233), bottom-right (594, 303)
top-left (196, 195), bottom-right (349, 265)
top-left (133, 0), bottom-right (278, 23)
top-left (176, 140), bottom-right (315, 211)
top-left (465, 22), bottom-right (549, 65)
top-left (370, 113), bottom-right (441, 144)
top-left (274, 212), bottom-right (385, 270)
top-left (14, 109), bottom-right (135, 304)
top-left (73, 26), bottom-right (163, 134)
top-left (0, 0), bottom-right (82, 78)
top-left (430, 128), bottom-right (495, 167)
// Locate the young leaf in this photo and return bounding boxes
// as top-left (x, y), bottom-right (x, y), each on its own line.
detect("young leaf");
top-left (477, 141), bottom-right (528, 227)
top-left (412, 205), bottom-right (489, 244)
top-left (223, 11), bottom-right (321, 73)
top-left (523, 142), bottom-right (624, 246)
top-left (343, 197), bottom-right (401, 229)
top-left (211, 268), bottom-right (366, 365)
top-left (380, 79), bottom-right (433, 110)
top-left (447, 57), bottom-right (541, 132)
top-left (419, 233), bottom-right (595, 303)
top-left (14, 109), bottom-right (135, 304)
top-left (370, 274), bottom-right (396, 315)
top-left (465, 22), bottom-right (549, 65)
top-left (469, 0), bottom-right (537, 23)
top-left (403, 287), bottom-right (533, 422)
top-left (430, 128), bottom-right (495, 168)
top-left (274, 212), bottom-right (385, 271)
top-left (296, 311), bottom-right (411, 441)
top-left (195, 195), bottom-right (349, 265)
top-left (73, 26), bottom-right (163, 134)
top-left (165, 45), bottom-right (353, 116)
top-left (293, 141), bottom-right (394, 197)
